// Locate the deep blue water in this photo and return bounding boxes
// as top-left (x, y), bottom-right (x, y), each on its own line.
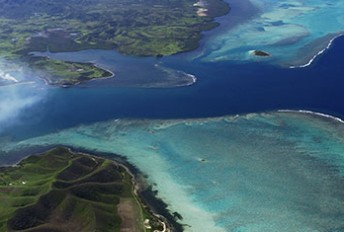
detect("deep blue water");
top-left (4, 35), bottom-right (344, 140)
top-left (1, 2), bottom-right (344, 231)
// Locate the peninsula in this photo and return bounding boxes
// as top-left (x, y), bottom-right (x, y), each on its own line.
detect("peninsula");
top-left (0, 147), bottom-right (179, 232)
top-left (0, 0), bottom-right (229, 85)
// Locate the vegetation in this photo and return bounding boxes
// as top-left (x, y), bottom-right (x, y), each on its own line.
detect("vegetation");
top-left (28, 57), bottom-right (113, 85)
top-left (0, 147), bottom-right (165, 232)
top-left (0, 0), bottom-right (228, 85)
top-left (0, 0), bottom-right (229, 57)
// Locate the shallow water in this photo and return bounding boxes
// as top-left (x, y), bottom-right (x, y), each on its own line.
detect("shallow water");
top-left (3, 34), bottom-right (344, 140)
top-left (1, 2), bottom-right (344, 231)
top-left (3, 111), bottom-right (344, 232)
top-left (201, 0), bottom-right (344, 67)
top-left (30, 50), bottom-right (196, 88)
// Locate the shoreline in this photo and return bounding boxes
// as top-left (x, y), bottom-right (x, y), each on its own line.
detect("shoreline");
top-left (71, 146), bottom-right (184, 232)
top-left (0, 145), bottom-right (183, 232)
top-left (2, 109), bottom-right (344, 231)
top-left (29, 52), bottom-right (197, 88)
top-left (191, 0), bottom-right (260, 60)
top-left (69, 147), bottom-right (176, 232)
top-left (30, 55), bottom-right (116, 87)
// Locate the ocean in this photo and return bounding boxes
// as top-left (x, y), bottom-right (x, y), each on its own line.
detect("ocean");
top-left (3, 34), bottom-right (344, 140)
top-left (1, 0), bottom-right (344, 231)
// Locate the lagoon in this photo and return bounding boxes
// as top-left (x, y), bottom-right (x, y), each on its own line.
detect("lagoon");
top-left (1, 0), bottom-right (344, 231)
top-left (3, 111), bottom-right (344, 232)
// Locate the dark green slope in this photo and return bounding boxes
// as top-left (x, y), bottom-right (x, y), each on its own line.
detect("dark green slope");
top-left (0, 147), bottom-right (163, 232)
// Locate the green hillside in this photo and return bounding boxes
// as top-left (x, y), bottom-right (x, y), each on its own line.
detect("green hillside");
top-left (0, 147), bottom-right (164, 232)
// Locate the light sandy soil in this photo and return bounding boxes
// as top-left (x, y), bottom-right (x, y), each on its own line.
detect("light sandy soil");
top-left (117, 198), bottom-right (143, 232)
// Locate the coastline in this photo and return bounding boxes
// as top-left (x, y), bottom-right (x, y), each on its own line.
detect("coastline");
top-left (71, 147), bottom-right (184, 232)
top-left (0, 145), bottom-right (183, 232)
top-left (75, 61), bottom-right (116, 86)
top-left (28, 51), bottom-right (198, 88)
top-left (31, 56), bottom-right (115, 87)
top-left (1, 1), bottom-right (344, 230)
top-left (3, 109), bottom-right (344, 231)
top-left (191, 0), bottom-right (259, 60)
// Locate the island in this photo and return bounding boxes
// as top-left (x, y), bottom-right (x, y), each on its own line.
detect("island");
top-left (250, 50), bottom-right (271, 57)
top-left (0, 0), bottom-right (229, 85)
top-left (0, 147), bottom-right (180, 232)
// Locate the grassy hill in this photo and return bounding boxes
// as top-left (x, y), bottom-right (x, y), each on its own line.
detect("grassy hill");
top-left (0, 0), bottom-right (229, 57)
top-left (0, 0), bottom-right (229, 85)
top-left (0, 147), bottom-right (165, 232)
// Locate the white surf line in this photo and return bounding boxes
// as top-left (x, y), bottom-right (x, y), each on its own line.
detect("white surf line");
top-left (0, 71), bottom-right (19, 83)
top-left (289, 33), bottom-right (344, 69)
top-left (278, 109), bottom-right (344, 124)
top-left (184, 73), bottom-right (197, 86)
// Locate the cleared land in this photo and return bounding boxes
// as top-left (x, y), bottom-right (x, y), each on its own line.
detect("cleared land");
top-left (0, 147), bottom-right (164, 232)
top-left (0, 0), bottom-right (229, 57)
top-left (0, 0), bottom-right (228, 85)
top-left (28, 57), bottom-right (113, 85)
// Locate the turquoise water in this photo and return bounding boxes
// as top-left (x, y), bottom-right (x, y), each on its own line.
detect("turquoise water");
top-left (3, 111), bottom-right (344, 232)
top-left (201, 0), bottom-right (344, 67)
top-left (1, 1), bottom-right (344, 231)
